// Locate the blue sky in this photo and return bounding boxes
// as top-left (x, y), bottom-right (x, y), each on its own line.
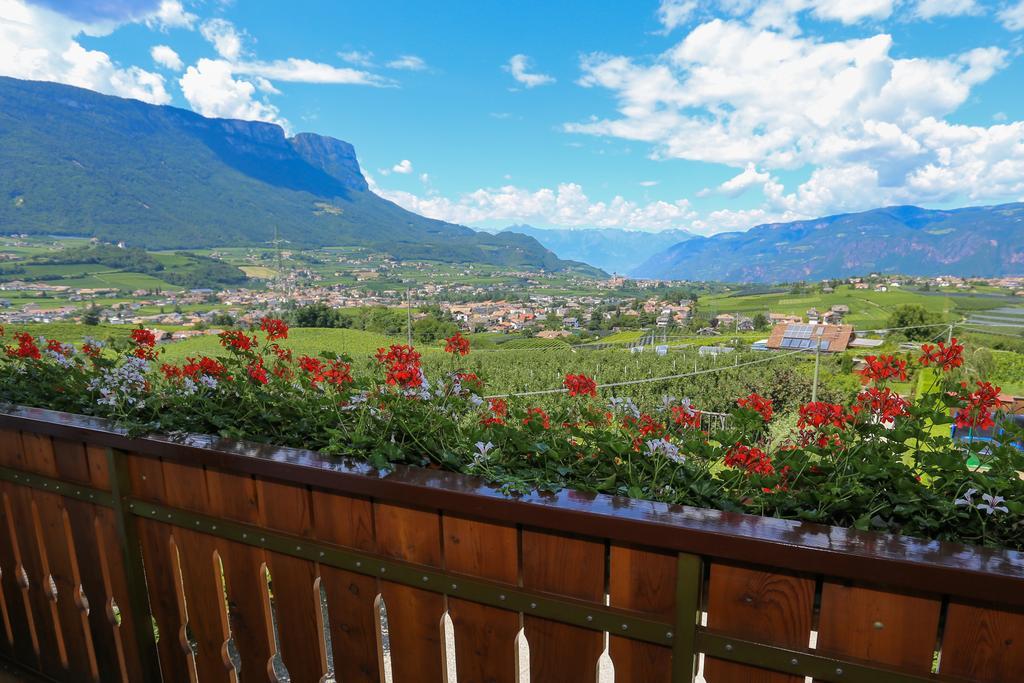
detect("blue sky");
top-left (3, 0), bottom-right (1024, 234)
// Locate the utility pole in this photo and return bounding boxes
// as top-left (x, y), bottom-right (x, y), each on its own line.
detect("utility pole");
top-left (406, 288), bottom-right (413, 346)
top-left (811, 330), bottom-right (823, 403)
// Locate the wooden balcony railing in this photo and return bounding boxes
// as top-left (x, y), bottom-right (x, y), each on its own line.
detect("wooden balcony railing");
top-left (0, 405), bottom-right (1021, 682)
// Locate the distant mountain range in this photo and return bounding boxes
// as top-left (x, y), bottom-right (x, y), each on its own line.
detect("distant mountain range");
top-left (0, 77), bottom-right (598, 274)
top-left (500, 225), bottom-right (695, 273)
top-left (632, 204), bottom-right (1024, 282)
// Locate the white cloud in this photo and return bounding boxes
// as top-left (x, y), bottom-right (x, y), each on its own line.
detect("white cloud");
top-left (150, 44), bottom-right (183, 70)
top-left (914, 0), bottom-right (983, 19)
top-left (999, 1), bottom-right (1024, 29)
top-left (657, 0), bottom-right (698, 31)
top-left (504, 54), bottom-right (555, 88)
top-left (144, 0), bottom-right (196, 31)
top-left (370, 179), bottom-right (696, 231)
top-left (338, 50), bottom-right (375, 66)
top-left (419, 172), bottom-right (430, 183)
top-left (392, 159), bottom-right (413, 174)
top-left (0, 0), bottom-right (170, 104)
top-left (232, 58), bottom-right (391, 85)
top-left (179, 58), bottom-right (286, 127)
top-left (200, 18), bottom-right (244, 60)
top-left (639, 180), bottom-right (660, 186)
top-left (713, 163), bottom-right (772, 197)
top-left (386, 55), bottom-right (427, 71)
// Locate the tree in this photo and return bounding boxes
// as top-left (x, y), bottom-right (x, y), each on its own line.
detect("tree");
top-left (752, 312), bottom-right (769, 330)
top-left (81, 306), bottom-right (100, 326)
top-left (885, 304), bottom-right (944, 340)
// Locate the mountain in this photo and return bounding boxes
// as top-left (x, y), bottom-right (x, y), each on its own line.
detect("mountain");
top-left (500, 225), bottom-right (694, 273)
top-left (632, 203), bottom-right (1024, 282)
top-left (0, 77), bottom-right (598, 274)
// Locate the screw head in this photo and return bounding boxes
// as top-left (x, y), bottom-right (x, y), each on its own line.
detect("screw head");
top-left (666, 631), bottom-right (674, 639)
top-left (451, 583), bottom-right (458, 590)
top-left (380, 567), bottom-right (387, 574)
top-left (724, 644), bottom-right (733, 652)
top-left (872, 621), bottom-right (884, 630)
top-left (530, 602), bottom-right (537, 609)
top-left (836, 668), bottom-right (844, 676)
top-left (499, 594), bottom-right (506, 601)
top-left (621, 624), bottom-right (628, 631)
top-left (790, 658), bottom-right (799, 666)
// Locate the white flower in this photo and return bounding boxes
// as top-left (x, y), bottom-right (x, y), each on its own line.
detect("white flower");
top-left (977, 493), bottom-right (1009, 516)
top-left (954, 488), bottom-right (978, 507)
top-left (645, 438), bottom-right (684, 464)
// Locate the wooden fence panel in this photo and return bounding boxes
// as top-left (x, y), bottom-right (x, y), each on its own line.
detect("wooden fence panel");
top-left (815, 582), bottom-right (940, 677)
top-left (206, 468), bottom-right (276, 683)
top-left (162, 460), bottom-right (235, 683)
top-left (703, 563), bottom-right (814, 683)
top-left (311, 488), bottom-right (381, 683)
top-left (521, 529), bottom-right (605, 683)
top-left (130, 453), bottom-right (197, 683)
top-left (0, 430), bottom-right (39, 669)
top-left (374, 502), bottom-right (446, 683)
top-left (608, 546), bottom-right (676, 683)
top-left (257, 477), bottom-right (328, 683)
top-left (940, 602), bottom-right (1024, 682)
top-left (443, 515), bottom-right (519, 683)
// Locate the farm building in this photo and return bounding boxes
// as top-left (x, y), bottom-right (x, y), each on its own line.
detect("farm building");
top-left (766, 322), bottom-right (855, 352)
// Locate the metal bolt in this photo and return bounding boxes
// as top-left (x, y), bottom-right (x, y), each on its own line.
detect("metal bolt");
top-left (195, 521), bottom-right (200, 526)
top-left (621, 624), bottom-right (628, 631)
top-left (296, 546), bottom-right (302, 551)
top-left (530, 602), bottom-right (537, 609)
top-left (260, 537), bottom-right (265, 543)
top-left (212, 526), bottom-right (217, 531)
top-left (422, 576), bottom-right (429, 583)
top-left (128, 504), bottom-right (134, 510)
top-left (790, 658), bottom-right (799, 666)
top-left (355, 561), bottom-right (362, 568)
top-left (242, 533), bottom-right (248, 539)
top-left (167, 514), bottom-right (172, 519)
top-left (724, 644), bottom-right (733, 652)
top-left (42, 483), bottom-right (47, 488)
top-left (666, 631), bottom-right (674, 639)
top-left (872, 621), bottom-right (884, 630)
top-left (76, 490), bottom-right (81, 495)
top-left (586, 615), bottom-right (593, 622)
top-left (835, 668), bottom-right (844, 676)
top-left (319, 551), bottom-right (325, 558)
top-left (499, 594), bottom-right (506, 601)
top-left (451, 584), bottom-right (458, 590)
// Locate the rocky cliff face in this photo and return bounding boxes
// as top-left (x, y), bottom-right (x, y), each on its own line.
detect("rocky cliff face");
top-left (289, 133), bottom-right (368, 191)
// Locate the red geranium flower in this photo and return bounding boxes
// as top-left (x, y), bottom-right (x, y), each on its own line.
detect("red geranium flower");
top-left (81, 342), bottom-right (102, 359)
top-left (724, 443), bottom-right (775, 476)
top-left (130, 328), bottom-right (159, 359)
top-left (855, 387), bottom-right (910, 425)
top-left (444, 332), bottom-right (470, 356)
top-left (955, 381), bottom-right (1001, 431)
top-left (797, 401), bottom-right (855, 431)
top-left (247, 359), bottom-right (269, 385)
top-left (5, 332), bottom-right (41, 359)
top-left (522, 407), bottom-right (551, 430)
top-left (671, 404), bottom-right (702, 430)
top-left (858, 355), bottom-right (907, 384)
top-left (564, 373), bottom-right (597, 397)
top-left (919, 338), bottom-right (963, 372)
top-left (219, 330), bottom-right (257, 352)
top-left (299, 355), bottom-right (353, 387)
top-left (260, 317), bottom-right (289, 341)
top-left (481, 398), bottom-right (507, 426)
top-left (737, 393), bottom-right (773, 421)
top-left (374, 344), bottom-right (423, 388)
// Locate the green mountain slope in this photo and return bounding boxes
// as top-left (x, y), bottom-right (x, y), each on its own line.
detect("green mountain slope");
top-left (0, 76), bottom-right (598, 273)
top-left (632, 203), bottom-right (1024, 282)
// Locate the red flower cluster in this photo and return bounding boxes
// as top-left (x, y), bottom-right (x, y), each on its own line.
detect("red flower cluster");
top-left (737, 393), bottom-right (773, 421)
top-left (247, 359), bottom-right (269, 385)
top-left (671, 404), bottom-right (702, 430)
top-left (724, 444), bottom-right (775, 475)
top-left (219, 330), bottom-right (257, 352)
top-left (858, 355), bottom-right (907, 384)
top-left (919, 338), bottom-right (963, 372)
top-left (522, 407), bottom-right (551, 430)
top-left (298, 356), bottom-right (354, 388)
top-left (955, 381), bottom-right (1001, 431)
top-left (444, 332), bottom-right (470, 356)
top-left (564, 373), bottom-right (597, 397)
top-left (481, 398), bottom-right (507, 427)
top-left (6, 332), bottom-right (40, 359)
top-left (259, 317), bottom-right (289, 341)
top-left (855, 387), bottom-right (910, 425)
top-left (81, 342), bottom-right (102, 359)
top-left (46, 339), bottom-right (72, 357)
top-left (130, 328), bottom-right (158, 360)
top-left (374, 345), bottom-right (422, 388)
top-left (797, 401), bottom-right (855, 431)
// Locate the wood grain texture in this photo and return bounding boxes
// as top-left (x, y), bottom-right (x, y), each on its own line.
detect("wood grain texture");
top-left (521, 529), bottom-right (605, 683)
top-left (311, 489), bottom-right (380, 683)
top-left (816, 582), bottom-right (940, 675)
top-left (129, 454), bottom-right (196, 683)
top-left (375, 502), bottom-right (445, 683)
top-left (0, 483), bottom-right (39, 669)
top-left (941, 602), bottom-right (1024, 682)
top-left (258, 477), bottom-right (327, 683)
top-left (162, 460), bottom-right (235, 682)
top-left (608, 546), bottom-right (676, 683)
top-left (18, 432), bottom-right (56, 477)
top-left (206, 468), bottom-right (275, 683)
top-left (703, 564), bottom-right (814, 683)
top-left (443, 515), bottom-right (519, 683)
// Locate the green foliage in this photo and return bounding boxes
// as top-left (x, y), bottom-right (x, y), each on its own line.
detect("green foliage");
top-left (886, 304), bottom-right (945, 340)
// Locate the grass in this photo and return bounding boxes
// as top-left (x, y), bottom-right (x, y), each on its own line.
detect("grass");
top-left (158, 328), bottom-right (405, 363)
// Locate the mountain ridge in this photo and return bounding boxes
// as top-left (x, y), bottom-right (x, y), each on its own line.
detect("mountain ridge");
top-left (0, 76), bottom-right (599, 274)
top-left (500, 224), bottom-right (694, 273)
top-left (631, 203), bottom-right (1024, 282)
